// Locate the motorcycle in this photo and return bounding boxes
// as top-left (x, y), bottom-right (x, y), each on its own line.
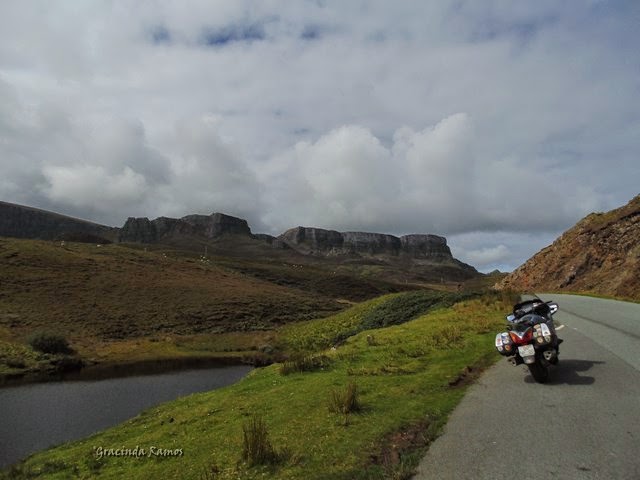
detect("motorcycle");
top-left (495, 297), bottom-right (562, 383)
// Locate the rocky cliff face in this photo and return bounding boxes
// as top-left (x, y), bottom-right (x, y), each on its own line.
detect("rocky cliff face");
top-left (117, 217), bottom-right (157, 243)
top-left (400, 234), bottom-right (452, 258)
top-left (278, 227), bottom-right (453, 259)
top-left (0, 201), bottom-right (118, 243)
top-left (0, 201), bottom-right (478, 280)
top-left (119, 213), bottom-right (251, 243)
top-left (250, 233), bottom-right (289, 249)
top-left (496, 194), bottom-right (640, 300)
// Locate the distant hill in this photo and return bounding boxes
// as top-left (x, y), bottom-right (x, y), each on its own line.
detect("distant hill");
top-left (0, 237), bottom-right (345, 342)
top-left (496, 194), bottom-right (640, 300)
top-left (0, 201), bottom-right (479, 282)
top-left (0, 201), bottom-right (118, 243)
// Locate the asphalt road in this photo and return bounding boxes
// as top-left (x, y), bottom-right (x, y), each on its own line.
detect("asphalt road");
top-left (413, 293), bottom-right (640, 480)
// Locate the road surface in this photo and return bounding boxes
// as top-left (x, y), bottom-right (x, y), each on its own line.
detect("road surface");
top-left (414, 293), bottom-right (640, 480)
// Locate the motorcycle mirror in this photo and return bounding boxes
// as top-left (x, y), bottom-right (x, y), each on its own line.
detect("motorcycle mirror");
top-left (548, 303), bottom-right (558, 315)
top-left (506, 314), bottom-right (516, 322)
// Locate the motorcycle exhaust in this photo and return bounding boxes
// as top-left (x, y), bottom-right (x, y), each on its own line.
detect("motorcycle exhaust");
top-left (543, 350), bottom-right (557, 362)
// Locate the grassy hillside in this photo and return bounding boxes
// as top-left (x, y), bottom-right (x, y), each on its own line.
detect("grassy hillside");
top-left (0, 237), bottom-right (420, 380)
top-left (2, 291), bottom-right (515, 480)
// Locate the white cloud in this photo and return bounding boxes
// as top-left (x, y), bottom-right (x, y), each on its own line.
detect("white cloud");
top-left (262, 113), bottom-right (596, 238)
top-left (459, 245), bottom-right (511, 268)
top-left (0, 1), bottom-right (638, 270)
top-left (43, 165), bottom-right (148, 210)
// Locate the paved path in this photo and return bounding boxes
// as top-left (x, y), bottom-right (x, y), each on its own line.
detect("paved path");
top-left (413, 294), bottom-right (640, 480)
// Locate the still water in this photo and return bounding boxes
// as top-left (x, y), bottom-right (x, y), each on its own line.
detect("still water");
top-left (0, 365), bottom-right (252, 468)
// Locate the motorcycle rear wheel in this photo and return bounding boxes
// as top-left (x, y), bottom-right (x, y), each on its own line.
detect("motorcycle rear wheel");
top-left (527, 361), bottom-right (549, 383)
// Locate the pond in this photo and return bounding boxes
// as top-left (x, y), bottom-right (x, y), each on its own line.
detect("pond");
top-left (0, 364), bottom-right (252, 468)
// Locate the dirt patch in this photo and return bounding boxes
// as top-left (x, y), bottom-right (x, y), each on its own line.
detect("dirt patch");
top-left (448, 365), bottom-right (482, 388)
top-left (364, 357), bottom-right (497, 478)
top-left (369, 420), bottom-right (431, 467)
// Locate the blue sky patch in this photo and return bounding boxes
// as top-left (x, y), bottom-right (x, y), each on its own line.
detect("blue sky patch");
top-left (200, 23), bottom-right (265, 46)
top-left (300, 24), bottom-right (322, 40)
top-left (149, 25), bottom-right (171, 45)
top-left (469, 14), bottom-right (558, 45)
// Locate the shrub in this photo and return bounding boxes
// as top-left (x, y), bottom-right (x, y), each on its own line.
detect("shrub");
top-left (328, 382), bottom-right (361, 415)
top-left (28, 332), bottom-right (72, 354)
top-left (241, 416), bottom-right (285, 466)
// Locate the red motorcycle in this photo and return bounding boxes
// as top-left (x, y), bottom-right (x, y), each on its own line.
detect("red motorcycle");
top-left (495, 298), bottom-right (562, 383)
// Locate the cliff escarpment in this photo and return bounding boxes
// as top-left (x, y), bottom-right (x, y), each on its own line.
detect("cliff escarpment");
top-left (0, 201), bottom-right (479, 281)
top-left (278, 226), bottom-right (453, 259)
top-left (119, 213), bottom-right (251, 243)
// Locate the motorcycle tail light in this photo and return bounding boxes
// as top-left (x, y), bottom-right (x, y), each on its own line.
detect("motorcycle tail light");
top-left (509, 329), bottom-right (533, 345)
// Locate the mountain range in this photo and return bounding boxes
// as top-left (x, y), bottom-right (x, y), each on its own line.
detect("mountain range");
top-left (0, 200), bottom-right (479, 282)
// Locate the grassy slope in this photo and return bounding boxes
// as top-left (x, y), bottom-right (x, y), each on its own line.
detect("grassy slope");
top-left (3, 292), bottom-right (513, 480)
top-left (0, 237), bottom-right (349, 378)
top-left (0, 237), bottom-right (346, 338)
top-left (1, 237), bottom-right (431, 380)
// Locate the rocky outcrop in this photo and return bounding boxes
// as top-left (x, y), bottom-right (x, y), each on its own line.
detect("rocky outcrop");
top-left (119, 213), bottom-right (251, 243)
top-left (342, 232), bottom-right (401, 256)
top-left (118, 217), bottom-right (157, 243)
top-left (279, 227), bottom-right (453, 260)
top-left (496, 194), bottom-right (640, 300)
top-left (279, 227), bottom-right (345, 255)
top-left (0, 201), bottom-right (118, 243)
top-left (182, 213), bottom-right (251, 237)
top-left (251, 233), bottom-right (289, 249)
top-left (400, 234), bottom-right (452, 258)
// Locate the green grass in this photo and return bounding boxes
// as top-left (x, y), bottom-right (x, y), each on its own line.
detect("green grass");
top-left (277, 290), bottom-right (473, 353)
top-left (2, 292), bottom-right (510, 479)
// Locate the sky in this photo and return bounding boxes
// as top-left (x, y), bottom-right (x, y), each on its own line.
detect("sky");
top-left (1, 1), bottom-right (639, 272)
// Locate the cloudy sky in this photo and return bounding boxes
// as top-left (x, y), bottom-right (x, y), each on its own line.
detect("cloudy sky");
top-left (1, 1), bottom-right (638, 272)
